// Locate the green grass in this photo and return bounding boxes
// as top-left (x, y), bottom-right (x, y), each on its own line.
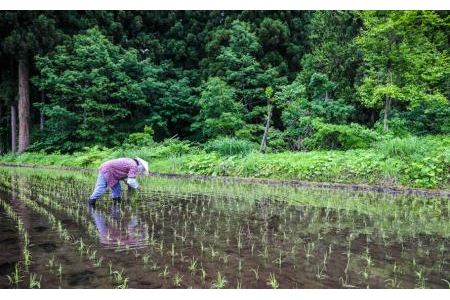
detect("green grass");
top-left (0, 135), bottom-right (448, 189)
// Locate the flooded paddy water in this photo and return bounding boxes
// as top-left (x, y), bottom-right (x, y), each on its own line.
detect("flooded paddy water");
top-left (0, 166), bottom-right (448, 289)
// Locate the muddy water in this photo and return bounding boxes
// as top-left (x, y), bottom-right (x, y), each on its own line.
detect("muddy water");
top-left (0, 167), bottom-right (448, 289)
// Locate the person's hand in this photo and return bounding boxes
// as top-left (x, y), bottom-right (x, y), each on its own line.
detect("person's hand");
top-left (136, 186), bottom-right (142, 191)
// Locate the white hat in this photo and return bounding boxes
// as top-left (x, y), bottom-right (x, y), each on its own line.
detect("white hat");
top-left (135, 157), bottom-right (149, 176)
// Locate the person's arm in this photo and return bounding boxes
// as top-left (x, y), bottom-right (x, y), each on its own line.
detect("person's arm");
top-left (126, 162), bottom-right (141, 190)
top-left (126, 177), bottom-right (140, 190)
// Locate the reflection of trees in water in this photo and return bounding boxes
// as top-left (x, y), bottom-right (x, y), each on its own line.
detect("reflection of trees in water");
top-left (90, 204), bottom-right (149, 250)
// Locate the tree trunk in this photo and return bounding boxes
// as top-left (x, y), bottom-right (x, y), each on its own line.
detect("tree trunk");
top-left (11, 105), bottom-right (17, 153)
top-left (40, 91), bottom-right (45, 131)
top-left (370, 110), bottom-right (375, 125)
top-left (18, 58), bottom-right (30, 153)
top-left (260, 104), bottom-right (272, 153)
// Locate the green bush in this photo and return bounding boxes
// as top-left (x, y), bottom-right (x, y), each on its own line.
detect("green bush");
top-left (204, 137), bottom-right (258, 156)
top-left (123, 126), bottom-right (155, 148)
top-left (304, 119), bottom-right (380, 150)
top-left (184, 153), bottom-right (221, 175)
top-left (401, 155), bottom-right (449, 188)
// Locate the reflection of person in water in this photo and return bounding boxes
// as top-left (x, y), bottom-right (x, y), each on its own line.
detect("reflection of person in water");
top-left (90, 204), bottom-right (148, 249)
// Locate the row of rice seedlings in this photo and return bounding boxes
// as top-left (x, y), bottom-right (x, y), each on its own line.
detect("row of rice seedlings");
top-left (0, 183), bottom-right (121, 288)
top-left (0, 197), bottom-right (40, 288)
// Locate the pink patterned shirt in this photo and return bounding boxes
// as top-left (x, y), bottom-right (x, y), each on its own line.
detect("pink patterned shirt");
top-left (99, 158), bottom-right (138, 188)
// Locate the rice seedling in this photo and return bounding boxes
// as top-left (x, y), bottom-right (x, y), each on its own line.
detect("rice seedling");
top-left (304, 242), bottom-right (315, 260)
top-left (339, 276), bottom-right (355, 288)
top-left (209, 245), bottom-right (219, 258)
top-left (88, 250), bottom-right (97, 261)
top-left (112, 269), bottom-right (128, 289)
top-left (200, 268), bottom-right (207, 284)
top-left (143, 254), bottom-right (151, 265)
top-left (220, 254), bottom-right (231, 264)
top-left (211, 272), bottom-right (227, 289)
top-left (273, 250), bottom-right (283, 270)
top-left (250, 265), bottom-right (259, 280)
top-left (266, 273), bottom-right (279, 289)
top-left (415, 269), bottom-right (427, 289)
top-left (76, 238), bottom-right (85, 255)
top-left (159, 240), bottom-right (164, 255)
top-left (94, 257), bottom-right (103, 268)
top-left (173, 273), bottom-right (183, 287)
top-left (257, 246), bottom-right (269, 263)
top-left (58, 264), bottom-right (63, 282)
top-left (6, 263), bottom-right (22, 288)
top-left (29, 273), bottom-right (41, 289)
top-left (150, 262), bottom-right (160, 271)
top-left (168, 243), bottom-right (177, 258)
top-left (47, 256), bottom-right (56, 270)
top-left (159, 266), bottom-right (170, 279)
top-left (23, 248), bottom-right (32, 267)
top-left (188, 257), bottom-right (198, 274)
top-left (236, 278), bottom-right (242, 289)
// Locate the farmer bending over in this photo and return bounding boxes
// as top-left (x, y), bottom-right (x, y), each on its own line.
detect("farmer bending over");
top-left (88, 157), bottom-right (149, 206)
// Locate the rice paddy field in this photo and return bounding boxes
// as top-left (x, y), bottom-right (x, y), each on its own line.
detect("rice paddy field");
top-left (0, 166), bottom-right (448, 289)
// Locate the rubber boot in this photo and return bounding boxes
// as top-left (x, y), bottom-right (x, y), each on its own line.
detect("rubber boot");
top-left (87, 198), bottom-right (97, 207)
top-left (112, 197), bottom-right (121, 204)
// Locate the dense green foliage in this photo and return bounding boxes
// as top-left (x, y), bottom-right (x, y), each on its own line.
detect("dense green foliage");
top-left (0, 11), bottom-right (448, 153)
top-left (1, 135), bottom-right (448, 189)
top-left (0, 11), bottom-right (448, 188)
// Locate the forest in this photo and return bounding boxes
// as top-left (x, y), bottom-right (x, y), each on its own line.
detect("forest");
top-left (0, 11), bottom-right (449, 188)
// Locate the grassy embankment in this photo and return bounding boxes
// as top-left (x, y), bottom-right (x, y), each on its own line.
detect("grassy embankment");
top-left (0, 135), bottom-right (448, 190)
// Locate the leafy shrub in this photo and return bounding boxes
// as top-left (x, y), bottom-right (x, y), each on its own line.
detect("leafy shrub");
top-left (161, 138), bottom-right (192, 157)
top-left (373, 113), bottom-right (411, 137)
top-left (204, 137), bottom-right (258, 156)
top-left (123, 126), bottom-right (155, 148)
top-left (401, 154), bottom-right (449, 188)
top-left (235, 124), bottom-right (264, 143)
top-left (184, 153), bottom-right (221, 175)
top-left (266, 128), bottom-right (288, 152)
top-left (71, 146), bottom-right (113, 167)
top-left (281, 97), bottom-right (356, 150)
top-left (304, 119), bottom-right (380, 150)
